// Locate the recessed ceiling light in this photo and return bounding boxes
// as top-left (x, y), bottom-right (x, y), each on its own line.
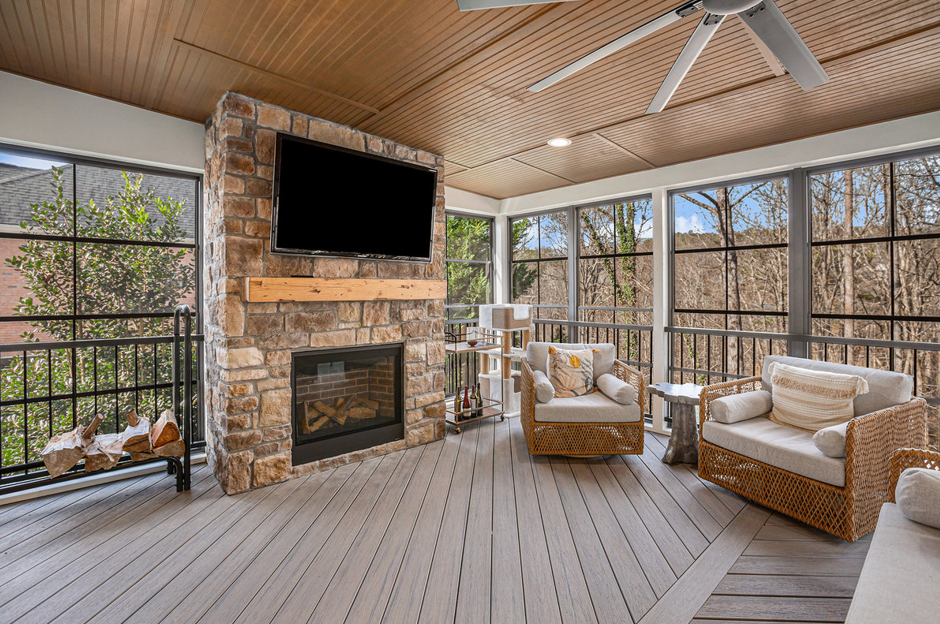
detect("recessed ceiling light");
top-left (547, 137), bottom-right (572, 147)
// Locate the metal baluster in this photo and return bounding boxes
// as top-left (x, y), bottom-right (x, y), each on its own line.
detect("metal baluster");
top-left (22, 350), bottom-right (28, 474)
top-left (47, 348), bottom-right (53, 438)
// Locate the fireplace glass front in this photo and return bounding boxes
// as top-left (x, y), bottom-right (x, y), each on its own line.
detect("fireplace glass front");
top-left (291, 343), bottom-right (404, 466)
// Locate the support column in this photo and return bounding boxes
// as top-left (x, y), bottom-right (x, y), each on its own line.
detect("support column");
top-left (567, 205), bottom-right (579, 341)
top-left (788, 168), bottom-right (811, 357)
top-left (651, 187), bottom-right (670, 433)
top-left (493, 213), bottom-right (510, 305)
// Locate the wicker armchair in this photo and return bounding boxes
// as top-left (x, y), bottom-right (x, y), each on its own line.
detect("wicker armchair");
top-left (698, 374), bottom-right (927, 542)
top-left (520, 356), bottom-right (646, 457)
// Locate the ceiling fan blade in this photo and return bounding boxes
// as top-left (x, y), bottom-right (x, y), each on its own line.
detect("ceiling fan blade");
top-left (739, 0), bottom-right (828, 90)
top-left (457, 0), bottom-right (583, 11)
top-left (646, 13), bottom-right (724, 114)
top-left (527, 1), bottom-right (702, 93)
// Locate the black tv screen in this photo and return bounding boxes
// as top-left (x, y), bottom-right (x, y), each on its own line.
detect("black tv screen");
top-left (271, 134), bottom-right (438, 262)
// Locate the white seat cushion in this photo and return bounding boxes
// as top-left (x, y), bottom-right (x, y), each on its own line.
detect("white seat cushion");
top-left (702, 416), bottom-right (846, 487)
top-left (535, 391), bottom-right (641, 424)
top-left (844, 503), bottom-right (940, 624)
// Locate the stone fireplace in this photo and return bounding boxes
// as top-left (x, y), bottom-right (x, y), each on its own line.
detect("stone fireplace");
top-left (291, 344), bottom-right (404, 466)
top-left (203, 93), bottom-right (446, 495)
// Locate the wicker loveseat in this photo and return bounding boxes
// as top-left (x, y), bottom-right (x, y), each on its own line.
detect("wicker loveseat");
top-left (520, 342), bottom-right (646, 457)
top-left (844, 448), bottom-right (940, 624)
top-left (698, 355), bottom-right (927, 542)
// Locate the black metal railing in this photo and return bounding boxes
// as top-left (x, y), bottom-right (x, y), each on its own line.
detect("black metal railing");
top-left (0, 314), bottom-right (203, 492)
top-left (668, 326), bottom-right (789, 386)
top-left (667, 326), bottom-right (940, 449)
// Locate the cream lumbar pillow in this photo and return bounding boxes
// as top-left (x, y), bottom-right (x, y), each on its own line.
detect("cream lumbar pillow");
top-left (532, 369), bottom-right (555, 403)
top-left (548, 346), bottom-right (595, 398)
top-left (710, 390), bottom-right (773, 424)
top-left (769, 362), bottom-right (869, 432)
top-left (596, 373), bottom-right (636, 405)
top-left (895, 468), bottom-right (940, 530)
top-left (813, 421), bottom-right (849, 458)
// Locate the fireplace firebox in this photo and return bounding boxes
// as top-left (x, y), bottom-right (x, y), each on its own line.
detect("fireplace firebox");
top-left (291, 343), bottom-right (404, 466)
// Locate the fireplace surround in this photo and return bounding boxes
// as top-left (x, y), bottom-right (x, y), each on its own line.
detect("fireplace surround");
top-left (203, 92), bottom-right (447, 495)
top-left (291, 344), bottom-right (404, 466)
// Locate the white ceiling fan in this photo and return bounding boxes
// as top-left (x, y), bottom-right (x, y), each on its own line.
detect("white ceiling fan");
top-left (456, 0), bottom-right (829, 114)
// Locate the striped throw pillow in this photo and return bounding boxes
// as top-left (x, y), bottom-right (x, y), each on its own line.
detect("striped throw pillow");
top-left (769, 362), bottom-right (870, 432)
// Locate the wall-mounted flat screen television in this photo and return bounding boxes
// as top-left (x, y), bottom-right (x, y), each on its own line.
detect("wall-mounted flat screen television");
top-left (271, 133), bottom-right (438, 262)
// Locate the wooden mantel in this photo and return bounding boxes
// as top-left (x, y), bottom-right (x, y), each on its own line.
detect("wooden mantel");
top-left (244, 277), bottom-right (447, 303)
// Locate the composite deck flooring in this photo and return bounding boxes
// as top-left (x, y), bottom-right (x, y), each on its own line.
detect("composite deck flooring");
top-left (0, 419), bottom-right (867, 624)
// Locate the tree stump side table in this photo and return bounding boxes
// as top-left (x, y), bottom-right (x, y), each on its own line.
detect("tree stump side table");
top-left (649, 382), bottom-right (704, 465)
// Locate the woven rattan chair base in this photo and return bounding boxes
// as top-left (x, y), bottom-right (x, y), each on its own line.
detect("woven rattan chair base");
top-left (524, 421), bottom-right (644, 456)
top-left (520, 356), bottom-right (647, 457)
top-left (698, 440), bottom-right (861, 541)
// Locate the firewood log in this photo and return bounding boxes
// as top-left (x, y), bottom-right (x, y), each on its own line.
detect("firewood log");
top-left (345, 406), bottom-right (376, 421)
top-left (150, 410), bottom-right (181, 449)
top-left (307, 415), bottom-right (330, 433)
top-left (359, 398), bottom-right (379, 410)
top-left (41, 414), bottom-right (103, 478)
top-left (130, 451), bottom-right (157, 461)
top-left (313, 401), bottom-right (337, 418)
top-left (122, 411), bottom-right (151, 452)
top-left (153, 438), bottom-right (185, 458)
top-left (84, 433), bottom-right (124, 472)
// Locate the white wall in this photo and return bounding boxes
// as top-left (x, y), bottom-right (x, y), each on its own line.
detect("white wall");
top-left (0, 71), bottom-right (206, 174)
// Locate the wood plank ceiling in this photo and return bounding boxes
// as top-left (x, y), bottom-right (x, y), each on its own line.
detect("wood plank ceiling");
top-left (1, 0), bottom-right (939, 199)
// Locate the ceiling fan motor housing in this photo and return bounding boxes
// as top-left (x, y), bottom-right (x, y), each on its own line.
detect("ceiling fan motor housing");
top-left (701, 0), bottom-right (764, 15)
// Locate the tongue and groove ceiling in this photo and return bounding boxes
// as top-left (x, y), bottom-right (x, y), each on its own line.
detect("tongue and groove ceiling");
top-left (1, 0), bottom-right (939, 199)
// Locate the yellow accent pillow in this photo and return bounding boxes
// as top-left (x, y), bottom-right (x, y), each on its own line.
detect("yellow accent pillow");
top-left (548, 347), bottom-right (595, 398)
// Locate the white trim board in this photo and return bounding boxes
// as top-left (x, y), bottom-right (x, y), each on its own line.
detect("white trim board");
top-left (445, 185), bottom-right (501, 215)
top-left (0, 71), bottom-right (205, 174)
top-left (500, 110), bottom-right (940, 214)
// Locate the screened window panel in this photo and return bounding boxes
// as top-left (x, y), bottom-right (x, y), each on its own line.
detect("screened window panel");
top-left (893, 239), bottom-right (940, 318)
top-left (538, 212), bottom-right (568, 258)
top-left (445, 214), bottom-right (491, 261)
top-left (75, 165), bottom-right (197, 243)
top-left (811, 165), bottom-right (889, 242)
top-left (537, 260), bottom-right (568, 307)
top-left (811, 241), bottom-right (891, 317)
top-left (895, 155), bottom-right (940, 236)
top-left (512, 262), bottom-right (538, 305)
top-left (512, 217), bottom-right (538, 260)
top-left (674, 190), bottom-right (724, 250)
top-left (578, 257), bottom-right (615, 309)
top-left (674, 251), bottom-right (725, 311)
top-left (728, 180), bottom-right (788, 246)
top-left (579, 205), bottom-right (614, 255)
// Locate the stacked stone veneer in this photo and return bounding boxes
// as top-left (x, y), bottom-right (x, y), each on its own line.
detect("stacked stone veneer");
top-left (204, 92), bottom-right (446, 495)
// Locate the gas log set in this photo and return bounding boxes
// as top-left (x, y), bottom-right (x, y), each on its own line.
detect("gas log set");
top-left (40, 409), bottom-right (185, 478)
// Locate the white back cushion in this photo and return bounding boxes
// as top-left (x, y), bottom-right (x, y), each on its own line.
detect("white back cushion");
top-left (763, 355), bottom-right (913, 416)
top-left (526, 342), bottom-right (615, 382)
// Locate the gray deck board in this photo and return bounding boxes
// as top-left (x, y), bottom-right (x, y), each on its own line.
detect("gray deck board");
top-left (0, 420), bottom-right (868, 624)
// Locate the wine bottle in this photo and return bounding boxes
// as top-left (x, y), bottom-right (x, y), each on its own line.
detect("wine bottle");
top-left (475, 384), bottom-right (484, 416)
top-left (463, 386), bottom-right (471, 418)
top-left (454, 392), bottom-right (461, 416)
top-left (470, 384), bottom-right (478, 417)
